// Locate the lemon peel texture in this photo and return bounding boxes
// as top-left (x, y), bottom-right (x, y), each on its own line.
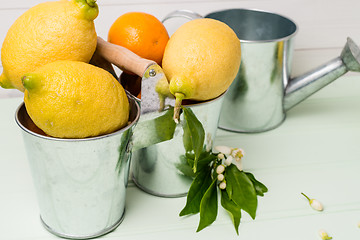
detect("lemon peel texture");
top-left (162, 18), bottom-right (241, 122)
top-left (23, 60), bottom-right (129, 139)
top-left (0, 0), bottom-right (98, 92)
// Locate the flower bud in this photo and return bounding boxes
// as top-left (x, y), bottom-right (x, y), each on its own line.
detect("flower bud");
top-left (301, 192), bottom-right (323, 211)
top-left (217, 173), bottom-right (224, 181)
top-left (224, 156), bottom-right (233, 166)
top-left (216, 165), bottom-right (225, 174)
top-left (310, 199), bottom-right (323, 211)
top-left (217, 153), bottom-right (225, 160)
top-left (318, 230), bottom-right (332, 240)
top-left (219, 181), bottom-right (226, 190)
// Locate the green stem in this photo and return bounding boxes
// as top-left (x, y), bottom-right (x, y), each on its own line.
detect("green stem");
top-left (173, 93), bottom-right (184, 123)
top-left (74, 0), bottom-right (99, 21)
top-left (158, 94), bottom-right (165, 112)
top-left (86, 0), bottom-right (97, 7)
top-left (301, 192), bottom-right (311, 201)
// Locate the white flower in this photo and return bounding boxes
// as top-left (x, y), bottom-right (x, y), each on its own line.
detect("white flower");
top-left (234, 158), bottom-right (243, 171)
top-left (219, 181), bottom-right (226, 190)
top-left (318, 229), bottom-right (332, 240)
top-left (214, 145), bottom-right (232, 155)
top-left (217, 153), bottom-right (225, 160)
top-left (224, 156), bottom-right (233, 166)
top-left (217, 174), bottom-right (224, 181)
top-left (358, 221), bottom-right (360, 228)
top-left (216, 165), bottom-right (225, 174)
top-left (231, 148), bottom-right (244, 159)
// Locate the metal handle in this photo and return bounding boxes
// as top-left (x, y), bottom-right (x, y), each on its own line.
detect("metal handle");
top-left (162, 9), bottom-right (203, 23)
top-left (284, 37), bottom-right (360, 111)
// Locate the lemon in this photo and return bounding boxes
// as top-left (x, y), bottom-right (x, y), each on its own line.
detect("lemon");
top-left (162, 18), bottom-right (241, 121)
top-left (22, 60), bottom-right (130, 139)
top-left (0, 0), bottom-right (99, 92)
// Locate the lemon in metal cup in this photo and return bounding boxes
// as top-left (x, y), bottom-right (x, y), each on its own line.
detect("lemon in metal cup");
top-left (22, 60), bottom-right (129, 139)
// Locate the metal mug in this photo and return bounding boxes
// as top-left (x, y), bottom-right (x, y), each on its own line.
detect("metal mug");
top-left (131, 93), bottom-right (225, 197)
top-left (15, 93), bottom-right (140, 239)
top-left (163, 9), bottom-right (360, 133)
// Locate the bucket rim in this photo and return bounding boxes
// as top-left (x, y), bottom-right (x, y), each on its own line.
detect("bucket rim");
top-left (181, 90), bottom-right (227, 108)
top-left (15, 92), bottom-right (141, 142)
top-left (205, 8), bottom-right (298, 43)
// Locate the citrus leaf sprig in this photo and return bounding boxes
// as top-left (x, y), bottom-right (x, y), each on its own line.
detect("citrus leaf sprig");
top-left (178, 107), bottom-right (268, 234)
top-left (182, 107), bottom-right (205, 173)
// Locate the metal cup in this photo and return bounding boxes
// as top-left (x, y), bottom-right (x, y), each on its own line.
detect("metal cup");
top-left (131, 93), bottom-right (225, 197)
top-left (207, 9), bottom-right (297, 132)
top-left (15, 94), bottom-right (140, 239)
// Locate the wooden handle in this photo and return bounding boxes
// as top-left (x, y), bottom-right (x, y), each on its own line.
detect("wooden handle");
top-left (89, 49), bottom-right (118, 79)
top-left (96, 36), bottom-right (155, 77)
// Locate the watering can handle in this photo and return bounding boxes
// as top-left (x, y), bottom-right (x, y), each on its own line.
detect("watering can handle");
top-left (162, 10), bottom-right (203, 23)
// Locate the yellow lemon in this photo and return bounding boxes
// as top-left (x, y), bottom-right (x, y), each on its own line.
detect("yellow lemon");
top-left (0, 0), bottom-right (99, 91)
top-left (162, 18), bottom-right (241, 120)
top-left (22, 60), bottom-right (130, 139)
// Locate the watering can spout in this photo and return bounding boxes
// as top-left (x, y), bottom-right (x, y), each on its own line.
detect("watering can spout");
top-left (284, 37), bottom-right (360, 111)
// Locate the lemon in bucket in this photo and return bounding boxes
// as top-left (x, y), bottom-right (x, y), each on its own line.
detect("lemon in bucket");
top-left (22, 60), bottom-right (130, 139)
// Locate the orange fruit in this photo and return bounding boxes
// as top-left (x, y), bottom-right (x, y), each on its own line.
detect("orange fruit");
top-left (108, 12), bottom-right (169, 65)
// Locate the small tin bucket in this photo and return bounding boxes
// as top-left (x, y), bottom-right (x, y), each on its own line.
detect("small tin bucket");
top-left (131, 93), bottom-right (225, 197)
top-left (15, 94), bottom-right (140, 239)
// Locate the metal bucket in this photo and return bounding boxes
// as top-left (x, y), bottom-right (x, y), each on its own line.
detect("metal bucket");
top-left (209, 9), bottom-right (297, 132)
top-left (131, 93), bottom-right (225, 197)
top-left (15, 94), bottom-right (140, 239)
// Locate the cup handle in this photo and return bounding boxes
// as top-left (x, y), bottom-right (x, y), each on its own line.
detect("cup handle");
top-left (162, 9), bottom-right (203, 23)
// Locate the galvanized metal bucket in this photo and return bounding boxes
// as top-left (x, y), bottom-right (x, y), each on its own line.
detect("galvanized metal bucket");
top-left (15, 93), bottom-right (140, 239)
top-left (208, 9), bottom-right (297, 132)
top-left (131, 93), bottom-right (225, 198)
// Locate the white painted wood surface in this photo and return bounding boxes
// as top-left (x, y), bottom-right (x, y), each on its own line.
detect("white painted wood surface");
top-left (1, 74), bottom-right (360, 239)
top-left (0, 0), bottom-right (360, 98)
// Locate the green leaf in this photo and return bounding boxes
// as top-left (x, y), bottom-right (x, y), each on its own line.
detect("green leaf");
top-left (182, 115), bottom-right (193, 153)
top-left (182, 107), bottom-right (205, 173)
top-left (180, 167), bottom-right (212, 216)
top-left (132, 108), bottom-right (176, 150)
top-left (176, 155), bottom-right (196, 178)
top-left (177, 151), bottom-right (217, 178)
top-left (245, 172), bottom-right (268, 197)
top-left (154, 107), bottom-right (177, 140)
top-left (197, 178), bottom-right (218, 232)
top-left (197, 151), bottom-right (217, 173)
top-left (116, 128), bottom-right (132, 174)
top-left (225, 165), bottom-right (258, 219)
top-left (226, 172), bottom-right (234, 200)
top-left (221, 190), bottom-right (241, 235)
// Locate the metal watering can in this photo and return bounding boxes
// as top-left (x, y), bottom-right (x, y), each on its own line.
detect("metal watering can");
top-left (163, 9), bottom-right (360, 133)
